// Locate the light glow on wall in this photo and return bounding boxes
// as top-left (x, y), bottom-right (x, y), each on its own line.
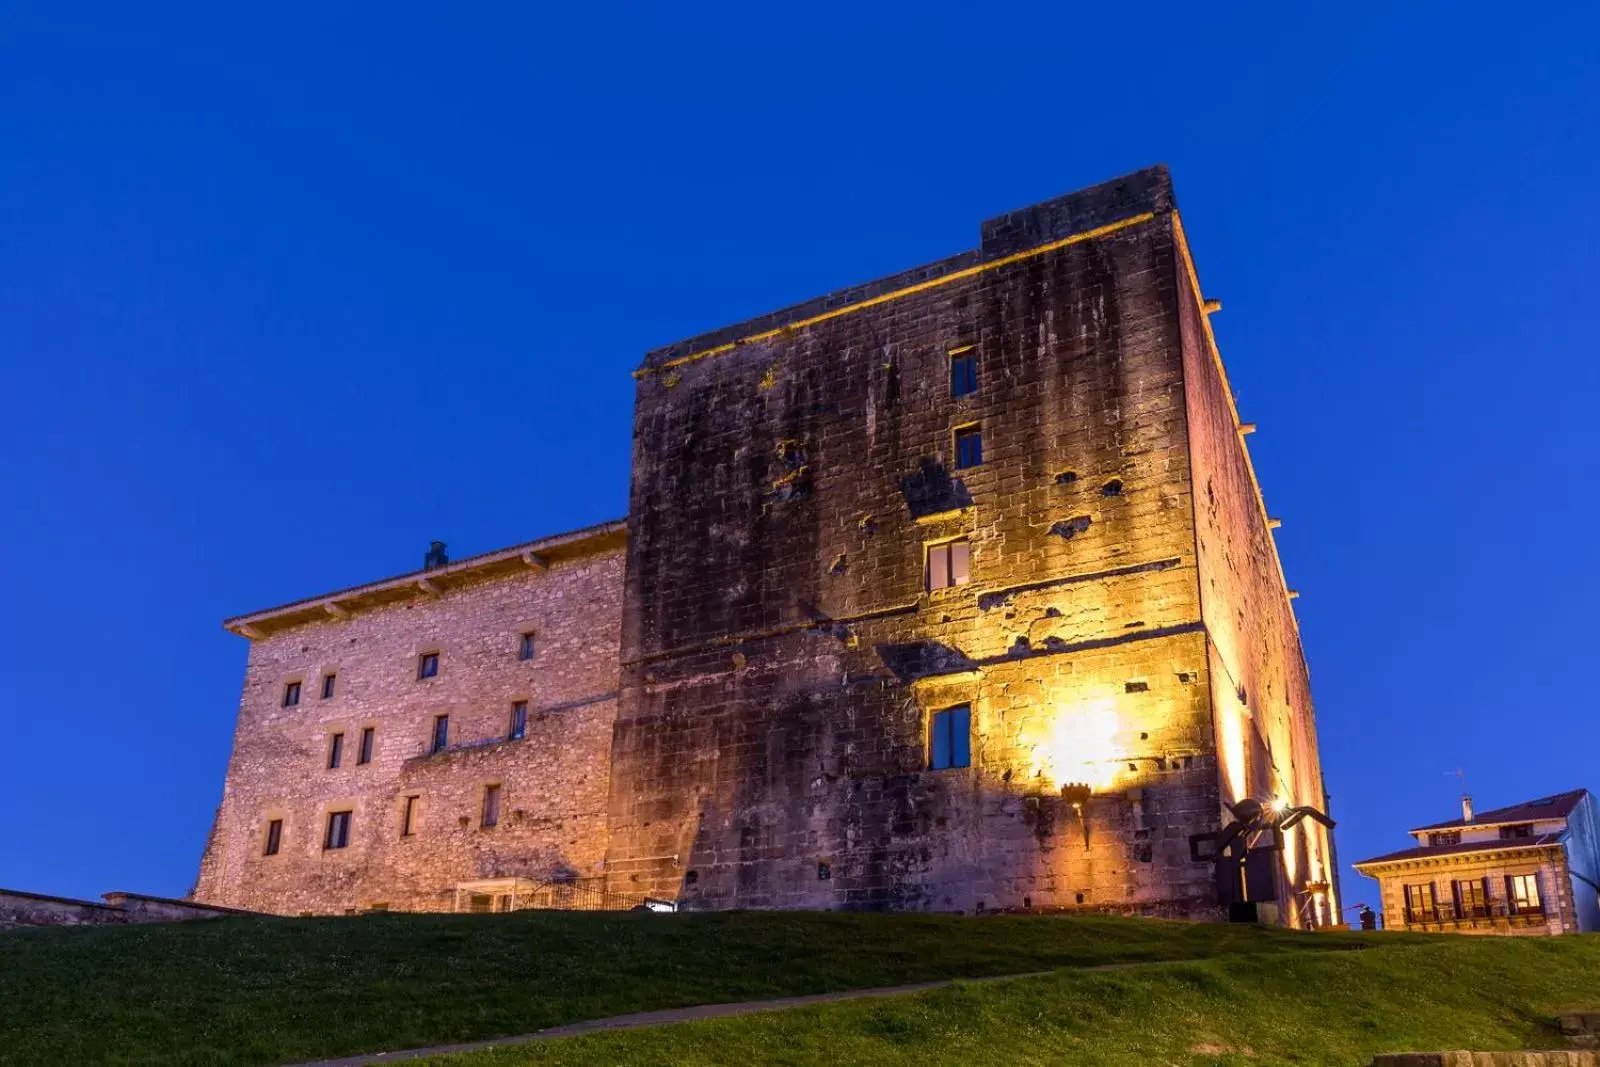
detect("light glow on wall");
top-left (1216, 694), bottom-right (1247, 803)
top-left (1033, 698), bottom-right (1121, 792)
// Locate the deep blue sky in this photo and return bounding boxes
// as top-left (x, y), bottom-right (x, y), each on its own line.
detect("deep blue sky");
top-left (2, 3), bottom-right (1596, 911)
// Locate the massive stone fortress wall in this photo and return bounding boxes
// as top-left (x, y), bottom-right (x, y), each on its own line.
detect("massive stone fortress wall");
top-left (195, 526), bottom-right (624, 914)
top-left (197, 166), bottom-right (1333, 923)
top-left (608, 167), bottom-right (1229, 913)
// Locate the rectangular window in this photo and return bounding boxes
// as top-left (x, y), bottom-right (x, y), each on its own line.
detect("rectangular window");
top-left (418, 652), bottom-right (440, 680)
top-left (1427, 830), bottom-right (1461, 846)
top-left (431, 714), bottom-right (449, 754)
top-left (263, 818), bottom-right (282, 857)
top-left (321, 673), bottom-right (336, 700)
top-left (950, 348), bottom-right (978, 398)
top-left (400, 795), bottom-right (418, 838)
top-left (324, 810), bottom-right (351, 850)
top-left (357, 726), bottom-right (375, 765)
top-left (327, 732), bottom-right (344, 770)
top-left (1404, 882), bottom-right (1437, 923)
top-left (954, 425), bottom-right (983, 469)
top-left (1507, 873), bottom-right (1542, 914)
top-left (518, 632), bottom-right (536, 661)
top-left (508, 701), bottom-right (528, 741)
top-left (929, 704), bottom-right (972, 770)
top-left (481, 784), bottom-right (501, 828)
top-left (1499, 823), bottom-right (1534, 839)
top-left (925, 539), bottom-right (971, 592)
top-left (1453, 878), bottom-right (1488, 918)
top-left (283, 681), bottom-right (301, 707)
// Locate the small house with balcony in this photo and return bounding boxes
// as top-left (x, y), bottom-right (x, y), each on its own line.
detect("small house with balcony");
top-left (1354, 789), bottom-right (1600, 936)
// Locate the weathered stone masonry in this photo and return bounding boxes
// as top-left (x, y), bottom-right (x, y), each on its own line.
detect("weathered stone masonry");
top-left (196, 523), bottom-right (625, 914)
top-left (197, 166), bottom-right (1335, 923)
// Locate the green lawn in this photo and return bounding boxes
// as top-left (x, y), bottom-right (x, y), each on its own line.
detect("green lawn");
top-left (0, 910), bottom-right (1368, 1066)
top-left (417, 935), bottom-right (1600, 1067)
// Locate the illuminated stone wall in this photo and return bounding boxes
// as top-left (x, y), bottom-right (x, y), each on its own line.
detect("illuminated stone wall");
top-left (1175, 225), bottom-right (1337, 925)
top-left (194, 546), bottom-right (623, 915)
top-left (608, 168), bottom-right (1252, 914)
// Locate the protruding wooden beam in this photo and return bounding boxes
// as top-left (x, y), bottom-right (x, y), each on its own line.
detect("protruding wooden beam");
top-left (520, 550), bottom-right (547, 572)
top-left (1267, 517), bottom-right (1283, 530)
top-left (236, 623), bottom-right (263, 640)
top-left (1287, 589), bottom-right (1301, 600)
top-left (1239, 422), bottom-right (1258, 436)
top-left (417, 578), bottom-right (440, 596)
top-left (1203, 298), bottom-right (1222, 314)
top-left (323, 600), bottom-right (349, 619)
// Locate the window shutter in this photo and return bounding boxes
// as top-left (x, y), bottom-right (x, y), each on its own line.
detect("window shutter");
top-left (951, 705), bottom-right (971, 767)
top-left (950, 541), bottom-right (970, 585)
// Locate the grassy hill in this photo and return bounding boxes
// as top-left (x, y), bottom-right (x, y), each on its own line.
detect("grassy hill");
top-left (0, 910), bottom-right (1591, 1067)
top-left (413, 935), bottom-right (1600, 1067)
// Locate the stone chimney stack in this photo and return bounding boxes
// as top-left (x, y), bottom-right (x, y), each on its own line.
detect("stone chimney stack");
top-left (1462, 794), bottom-right (1474, 823)
top-left (423, 541), bottom-right (449, 571)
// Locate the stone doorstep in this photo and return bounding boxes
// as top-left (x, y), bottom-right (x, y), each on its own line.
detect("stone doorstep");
top-left (1373, 1053), bottom-right (1600, 1066)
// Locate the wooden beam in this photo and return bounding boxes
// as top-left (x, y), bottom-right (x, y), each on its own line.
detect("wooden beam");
top-left (417, 578), bottom-right (440, 596)
top-left (1202, 298), bottom-right (1222, 314)
top-left (236, 623), bottom-right (263, 640)
top-left (520, 550), bottom-right (547, 572)
top-left (1287, 590), bottom-right (1301, 600)
top-left (1239, 422), bottom-right (1257, 436)
top-left (324, 601), bottom-right (349, 619)
top-left (1267, 517), bottom-right (1283, 530)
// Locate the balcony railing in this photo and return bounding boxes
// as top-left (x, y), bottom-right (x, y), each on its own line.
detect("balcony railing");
top-left (1404, 901), bottom-right (1546, 929)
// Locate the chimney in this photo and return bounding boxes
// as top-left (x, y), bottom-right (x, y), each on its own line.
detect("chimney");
top-left (423, 541), bottom-right (449, 571)
top-left (1461, 794), bottom-right (1474, 823)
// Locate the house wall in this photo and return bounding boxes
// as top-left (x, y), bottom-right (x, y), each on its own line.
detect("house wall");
top-left (1564, 793), bottom-right (1600, 931)
top-left (194, 547), bottom-right (624, 914)
top-left (1372, 852), bottom-right (1572, 936)
top-left (607, 169), bottom-right (1230, 914)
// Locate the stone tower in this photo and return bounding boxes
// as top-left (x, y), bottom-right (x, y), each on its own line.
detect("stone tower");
top-left (605, 166), bottom-right (1336, 922)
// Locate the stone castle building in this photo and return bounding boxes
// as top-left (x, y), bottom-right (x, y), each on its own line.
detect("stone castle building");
top-left (195, 166), bottom-right (1339, 925)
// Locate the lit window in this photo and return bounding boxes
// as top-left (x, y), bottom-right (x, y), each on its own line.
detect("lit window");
top-left (1453, 878), bottom-right (1488, 918)
top-left (324, 810), bottom-right (351, 850)
top-left (357, 726), bottom-right (375, 765)
top-left (481, 784), bottom-right (501, 828)
top-left (1404, 883), bottom-right (1437, 923)
top-left (283, 682), bottom-right (301, 707)
top-left (925, 539), bottom-right (971, 591)
top-left (431, 714), bottom-right (449, 754)
top-left (508, 701), bottom-right (528, 741)
top-left (950, 349), bottom-right (978, 398)
top-left (1507, 873), bottom-right (1542, 914)
top-left (327, 732), bottom-right (344, 770)
top-left (1499, 823), bottom-right (1534, 840)
top-left (418, 652), bottom-right (440, 680)
top-left (518, 632), bottom-right (536, 661)
top-left (263, 819), bottom-right (282, 857)
top-left (321, 674), bottom-right (336, 700)
top-left (400, 795), bottom-right (418, 838)
top-left (929, 704), bottom-right (972, 770)
top-left (954, 425), bottom-right (983, 469)
top-left (1427, 830), bottom-right (1461, 846)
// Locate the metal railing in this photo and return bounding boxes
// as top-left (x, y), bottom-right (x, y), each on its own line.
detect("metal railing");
top-left (1404, 901), bottom-right (1546, 928)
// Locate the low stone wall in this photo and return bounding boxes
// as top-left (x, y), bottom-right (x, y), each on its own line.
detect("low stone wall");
top-left (0, 888), bottom-right (126, 929)
top-left (101, 892), bottom-right (253, 923)
top-left (0, 887), bottom-right (255, 930)
top-left (1375, 1053), bottom-right (1599, 1066)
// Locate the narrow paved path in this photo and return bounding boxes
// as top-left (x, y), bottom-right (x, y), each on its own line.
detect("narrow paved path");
top-left (287, 958), bottom-right (1199, 1067)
